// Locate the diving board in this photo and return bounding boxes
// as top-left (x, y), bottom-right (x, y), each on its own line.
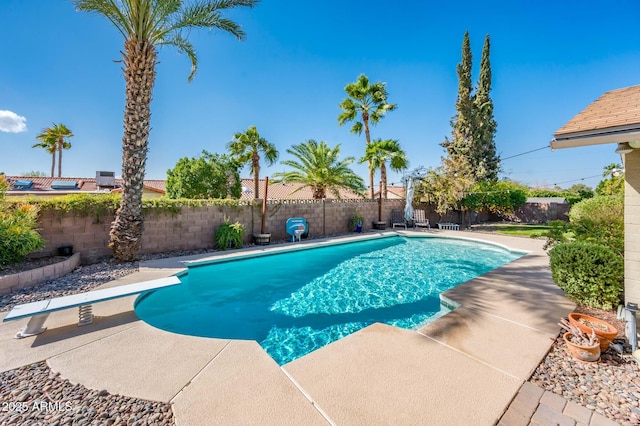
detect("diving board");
top-left (3, 276), bottom-right (181, 339)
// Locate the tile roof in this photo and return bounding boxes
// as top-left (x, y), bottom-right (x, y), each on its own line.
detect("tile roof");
top-left (3, 176), bottom-right (166, 194)
top-left (554, 84), bottom-right (640, 137)
top-left (240, 178), bottom-right (364, 200)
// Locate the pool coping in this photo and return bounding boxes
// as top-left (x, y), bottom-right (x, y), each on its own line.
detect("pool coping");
top-left (0, 230), bottom-right (575, 425)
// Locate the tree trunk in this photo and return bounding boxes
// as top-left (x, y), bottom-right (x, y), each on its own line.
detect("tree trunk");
top-left (50, 152), bottom-right (55, 178)
top-left (252, 151), bottom-right (260, 198)
top-left (363, 112), bottom-right (374, 199)
top-left (381, 163), bottom-right (387, 199)
top-left (57, 140), bottom-right (63, 177)
top-left (313, 186), bottom-right (325, 199)
top-left (109, 39), bottom-right (157, 262)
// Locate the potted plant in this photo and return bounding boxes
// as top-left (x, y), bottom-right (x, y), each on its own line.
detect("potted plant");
top-left (559, 317), bottom-right (600, 362)
top-left (215, 217), bottom-right (246, 250)
top-left (348, 212), bottom-right (364, 233)
top-left (568, 313), bottom-right (618, 351)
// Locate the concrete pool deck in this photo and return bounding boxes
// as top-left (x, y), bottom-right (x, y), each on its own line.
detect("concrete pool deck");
top-left (1, 230), bottom-right (576, 425)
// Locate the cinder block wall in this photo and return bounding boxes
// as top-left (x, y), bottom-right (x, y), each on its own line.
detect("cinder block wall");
top-left (36, 199), bottom-right (406, 263)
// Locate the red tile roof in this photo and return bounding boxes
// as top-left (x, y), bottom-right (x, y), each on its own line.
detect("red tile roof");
top-left (554, 84), bottom-right (640, 137)
top-left (240, 178), bottom-right (364, 200)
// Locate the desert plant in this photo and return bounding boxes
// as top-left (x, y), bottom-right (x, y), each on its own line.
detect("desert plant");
top-left (549, 242), bottom-right (623, 309)
top-left (215, 217), bottom-right (246, 250)
top-left (0, 203), bottom-right (46, 266)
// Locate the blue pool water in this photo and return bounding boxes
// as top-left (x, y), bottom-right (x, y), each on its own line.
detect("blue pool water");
top-left (135, 236), bottom-right (523, 365)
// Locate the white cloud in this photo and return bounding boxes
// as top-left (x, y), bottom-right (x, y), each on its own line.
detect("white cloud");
top-left (0, 110), bottom-right (27, 133)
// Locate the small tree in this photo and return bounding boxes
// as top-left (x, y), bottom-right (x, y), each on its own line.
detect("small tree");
top-left (34, 123), bottom-right (73, 177)
top-left (227, 126), bottom-right (278, 198)
top-left (272, 140), bottom-right (366, 199)
top-left (338, 74), bottom-right (397, 198)
top-left (569, 194), bottom-right (624, 257)
top-left (360, 139), bottom-right (408, 199)
top-left (462, 180), bottom-right (527, 218)
top-left (596, 163), bottom-right (624, 196)
top-left (166, 151), bottom-right (241, 199)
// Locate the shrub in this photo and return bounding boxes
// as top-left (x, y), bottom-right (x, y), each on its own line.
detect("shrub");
top-left (569, 195), bottom-right (623, 257)
top-left (0, 203), bottom-right (46, 266)
top-left (549, 242), bottom-right (623, 309)
top-left (215, 217), bottom-right (246, 250)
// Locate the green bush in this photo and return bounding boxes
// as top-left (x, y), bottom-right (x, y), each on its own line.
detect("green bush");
top-left (215, 217), bottom-right (246, 250)
top-left (569, 194), bottom-right (623, 256)
top-left (0, 203), bottom-right (46, 266)
top-left (549, 242), bottom-right (623, 309)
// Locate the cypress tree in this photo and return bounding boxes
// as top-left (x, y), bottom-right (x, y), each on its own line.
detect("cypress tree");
top-left (473, 34), bottom-right (499, 181)
top-left (441, 31), bottom-right (474, 177)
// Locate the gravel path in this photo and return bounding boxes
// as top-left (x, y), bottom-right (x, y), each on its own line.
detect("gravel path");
top-left (1, 251), bottom-right (639, 425)
top-left (531, 335), bottom-right (640, 425)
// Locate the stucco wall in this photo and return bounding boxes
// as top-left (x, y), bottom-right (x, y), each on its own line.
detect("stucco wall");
top-left (624, 150), bottom-right (640, 305)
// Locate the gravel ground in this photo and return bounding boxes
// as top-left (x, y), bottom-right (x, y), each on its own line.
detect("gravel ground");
top-left (1, 249), bottom-right (639, 425)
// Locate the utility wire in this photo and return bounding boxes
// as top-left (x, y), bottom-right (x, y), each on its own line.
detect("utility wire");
top-left (552, 174), bottom-right (603, 186)
top-left (500, 145), bottom-right (549, 161)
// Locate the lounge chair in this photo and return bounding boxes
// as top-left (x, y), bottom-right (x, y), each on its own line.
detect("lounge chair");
top-left (391, 210), bottom-right (407, 229)
top-left (414, 210), bottom-right (430, 230)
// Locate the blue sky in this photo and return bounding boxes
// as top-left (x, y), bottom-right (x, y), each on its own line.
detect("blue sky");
top-left (2, 0), bottom-right (639, 189)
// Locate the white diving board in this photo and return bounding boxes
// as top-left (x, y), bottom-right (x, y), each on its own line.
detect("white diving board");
top-left (3, 276), bottom-right (181, 339)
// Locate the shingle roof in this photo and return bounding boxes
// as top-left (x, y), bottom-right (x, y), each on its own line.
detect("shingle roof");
top-left (554, 85), bottom-right (640, 137)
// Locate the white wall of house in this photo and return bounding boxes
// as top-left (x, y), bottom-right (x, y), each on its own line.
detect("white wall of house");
top-left (625, 150), bottom-right (640, 305)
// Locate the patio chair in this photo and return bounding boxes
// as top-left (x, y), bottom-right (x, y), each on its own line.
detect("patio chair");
top-left (391, 210), bottom-right (407, 229)
top-left (414, 210), bottom-right (430, 230)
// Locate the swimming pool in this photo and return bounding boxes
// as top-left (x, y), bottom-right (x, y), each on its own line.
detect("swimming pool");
top-left (134, 235), bottom-right (523, 365)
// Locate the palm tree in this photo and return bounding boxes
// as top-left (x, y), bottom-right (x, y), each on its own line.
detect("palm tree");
top-left (33, 131), bottom-right (58, 177)
top-left (360, 139), bottom-right (408, 199)
top-left (227, 126), bottom-right (278, 198)
top-left (75, 0), bottom-right (258, 261)
top-left (338, 74), bottom-right (396, 199)
top-left (272, 140), bottom-right (366, 199)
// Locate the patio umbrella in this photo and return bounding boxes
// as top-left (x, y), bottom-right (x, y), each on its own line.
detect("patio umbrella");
top-left (404, 179), bottom-right (415, 222)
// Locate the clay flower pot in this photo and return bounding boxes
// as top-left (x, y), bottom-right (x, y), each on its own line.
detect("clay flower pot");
top-left (563, 332), bottom-right (601, 362)
top-left (568, 313), bottom-right (617, 352)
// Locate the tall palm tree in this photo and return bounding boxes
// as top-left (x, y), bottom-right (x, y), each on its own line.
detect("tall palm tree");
top-left (360, 139), bottom-right (408, 199)
top-left (338, 74), bottom-right (396, 199)
top-left (48, 123), bottom-right (74, 177)
top-left (227, 125), bottom-right (278, 198)
top-left (75, 0), bottom-right (258, 261)
top-left (33, 130), bottom-right (58, 177)
top-left (272, 140), bottom-right (366, 199)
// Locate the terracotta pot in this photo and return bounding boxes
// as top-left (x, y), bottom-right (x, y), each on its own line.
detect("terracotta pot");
top-left (568, 313), bottom-right (617, 351)
top-left (563, 332), bottom-right (600, 362)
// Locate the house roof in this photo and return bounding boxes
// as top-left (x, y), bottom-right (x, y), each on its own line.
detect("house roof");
top-left (240, 178), bottom-right (364, 200)
top-left (526, 197), bottom-right (567, 204)
top-left (551, 85), bottom-right (640, 149)
top-left (373, 185), bottom-right (406, 199)
top-left (4, 176), bottom-right (166, 195)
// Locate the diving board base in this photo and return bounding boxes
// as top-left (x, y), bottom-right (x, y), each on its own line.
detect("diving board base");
top-left (16, 313), bottom-right (50, 339)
